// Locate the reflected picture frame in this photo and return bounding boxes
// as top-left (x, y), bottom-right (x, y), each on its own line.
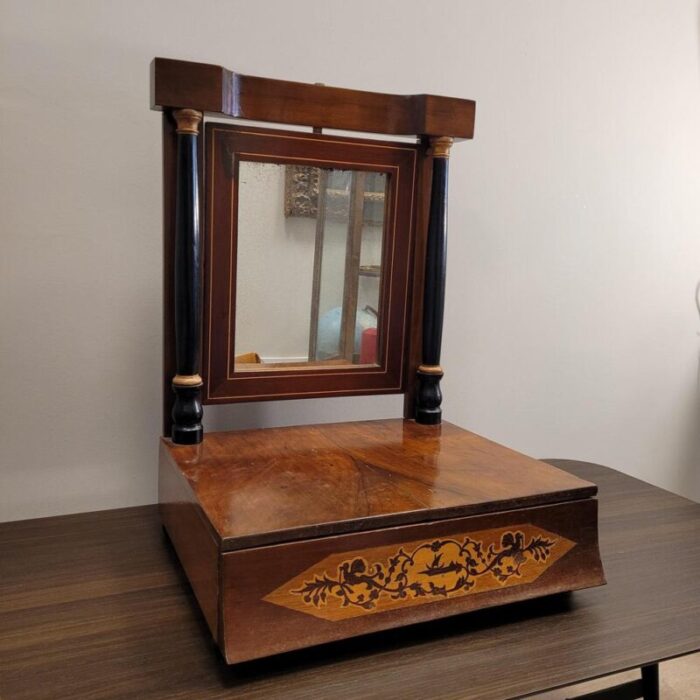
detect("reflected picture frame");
top-left (284, 164), bottom-right (387, 227)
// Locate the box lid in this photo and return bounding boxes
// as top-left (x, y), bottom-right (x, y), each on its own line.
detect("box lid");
top-left (161, 419), bottom-right (596, 552)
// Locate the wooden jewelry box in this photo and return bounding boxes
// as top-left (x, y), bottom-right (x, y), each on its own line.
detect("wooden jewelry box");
top-left (152, 58), bottom-right (605, 664)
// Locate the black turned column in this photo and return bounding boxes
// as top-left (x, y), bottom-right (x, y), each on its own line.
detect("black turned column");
top-left (171, 108), bottom-right (204, 444)
top-left (416, 136), bottom-right (453, 425)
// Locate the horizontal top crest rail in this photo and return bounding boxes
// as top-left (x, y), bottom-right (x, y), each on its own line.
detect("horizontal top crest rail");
top-left (151, 58), bottom-right (475, 139)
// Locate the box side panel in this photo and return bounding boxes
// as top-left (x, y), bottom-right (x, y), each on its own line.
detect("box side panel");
top-left (220, 498), bottom-right (604, 662)
top-left (159, 440), bottom-right (220, 640)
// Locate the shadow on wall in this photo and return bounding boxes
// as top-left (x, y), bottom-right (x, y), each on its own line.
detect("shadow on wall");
top-left (673, 7), bottom-right (700, 501)
top-left (678, 280), bottom-right (700, 499)
top-left (696, 281), bottom-right (700, 391)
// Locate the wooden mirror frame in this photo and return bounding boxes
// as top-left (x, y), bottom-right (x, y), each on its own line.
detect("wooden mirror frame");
top-left (152, 58), bottom-right (475, 443)
top-left (204, 124), bottom-right (418, 403)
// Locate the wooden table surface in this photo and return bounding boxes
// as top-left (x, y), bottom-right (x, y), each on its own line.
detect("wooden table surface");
top-left (1, 460), bottom-right (699, 700)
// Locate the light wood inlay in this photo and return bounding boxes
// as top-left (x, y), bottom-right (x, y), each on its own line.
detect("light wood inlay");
top-left (265, 524), bottom-right (575, 620)
top-left (172, 373), bottom-right (203, 387)
top-left (430, 136), bottom-right (453, 158)
top-left (163, 419), bottom-right (597, 551)
top-left (173, 108), bottom-right (202, 135)
top-left (418, 364), bottom-right (443, 375)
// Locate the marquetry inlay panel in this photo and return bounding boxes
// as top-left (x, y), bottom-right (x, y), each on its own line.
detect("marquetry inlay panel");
top-left (265, 524), bottom-right (575, 621)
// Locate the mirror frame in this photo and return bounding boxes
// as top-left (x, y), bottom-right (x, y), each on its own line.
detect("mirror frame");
top-left (153, 57), bottom-right (476, 441)
top-left (203, 124), bottom-right (420, 403)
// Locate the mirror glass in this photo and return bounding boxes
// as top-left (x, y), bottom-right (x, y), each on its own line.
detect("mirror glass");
top-left (234, 161), bottom-right (387, 372)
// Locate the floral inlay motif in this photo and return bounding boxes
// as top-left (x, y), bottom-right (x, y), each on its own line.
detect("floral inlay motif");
top-left (264, 524), bottom-right (575, 621)
top-left (293, 531), bottom-right (555, 611)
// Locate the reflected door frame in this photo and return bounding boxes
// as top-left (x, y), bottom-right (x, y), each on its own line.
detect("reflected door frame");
top-left (308, 170), bottom-right (381, 364)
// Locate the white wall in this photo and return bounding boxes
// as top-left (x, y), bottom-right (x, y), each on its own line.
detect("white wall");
top-left (235, 162), bottom-right (383, 362)
top-left (236, 161), bottom-right (317, 361)
top-left (2, 0), bottom-right (699, 521)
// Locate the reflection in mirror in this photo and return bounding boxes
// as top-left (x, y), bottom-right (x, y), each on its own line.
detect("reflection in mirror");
top-left (234, 161), bottom-right (387, 372)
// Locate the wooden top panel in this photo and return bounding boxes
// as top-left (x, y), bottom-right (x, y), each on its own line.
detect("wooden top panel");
top-left (151, 58), bottom-right (476, 139)
top-left (161, 419), bottom-right (596, 550)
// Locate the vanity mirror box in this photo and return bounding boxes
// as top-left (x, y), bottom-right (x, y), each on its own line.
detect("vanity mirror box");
top-left (152, 58), bottom-right (605, 664)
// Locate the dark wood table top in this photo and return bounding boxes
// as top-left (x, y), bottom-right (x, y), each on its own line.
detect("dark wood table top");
top-left (1, 460), bottom-right (699, 699)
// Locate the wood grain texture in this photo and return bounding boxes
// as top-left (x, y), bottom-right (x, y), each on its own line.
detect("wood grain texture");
top-left (158, 441), bottom-right (219, 638)
top-left (160, 418), bottom-right (602, 661)
top-left (151, 58), bottom-right (476, 139)
top-left (403, 139), bottom-right (433, 418)
top-left (202, 125), bottom-right (418, 403)
top-left (161, 419), bottom-right (597, 551)
top-left (220, 498), bottom-right (602, 662)
top-left (1, 463), bottom-right (698, 699)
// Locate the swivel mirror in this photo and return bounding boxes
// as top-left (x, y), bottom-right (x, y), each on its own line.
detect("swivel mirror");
top-left (203, 125), bottom-right (418, 402)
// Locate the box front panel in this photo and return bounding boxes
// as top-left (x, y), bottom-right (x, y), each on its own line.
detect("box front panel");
top-left (220, 498), bottom-right (604, 662)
